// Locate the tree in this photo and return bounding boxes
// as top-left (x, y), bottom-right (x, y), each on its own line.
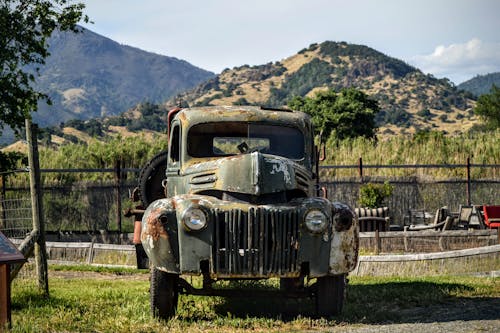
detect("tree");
top-left (0, 150), bottom-right (26, 172)
top-left (474, 84), bottom-right (500, 130)
top-left (0, 0), bottom-right (88, 136)
top-left (288, 88), bottom-right (379, 141)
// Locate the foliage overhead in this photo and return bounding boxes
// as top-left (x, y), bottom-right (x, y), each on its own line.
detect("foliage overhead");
top-left (0, 150), bottom-right (26, 173)
top-left (0, 0), bottom-right (89, 136)
top-left (288, 88), bottom-right (379, 141)
top-left (473, 84), bottom-right (500, 130)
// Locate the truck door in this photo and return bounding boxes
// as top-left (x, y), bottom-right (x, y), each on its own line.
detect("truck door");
top-left (166, 121), bottom-right (181, 196)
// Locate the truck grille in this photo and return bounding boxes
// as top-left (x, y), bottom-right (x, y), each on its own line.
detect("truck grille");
top-left (212, 208), bottom-right (300, 276)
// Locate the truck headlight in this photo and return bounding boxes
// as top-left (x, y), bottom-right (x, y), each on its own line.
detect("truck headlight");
top-left (182, 207), bottom-right (207, 231)
top-left (305, 209), bottom-right (328, 233)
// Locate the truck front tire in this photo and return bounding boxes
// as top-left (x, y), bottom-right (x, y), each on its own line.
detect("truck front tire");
top-left (150, 268), bottom-right (178, 320)
top-left (315, 274), bottom-right (345, 317)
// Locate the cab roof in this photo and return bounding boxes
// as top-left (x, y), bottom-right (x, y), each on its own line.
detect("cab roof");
top-left (172, 106), bottom-right (311, 127)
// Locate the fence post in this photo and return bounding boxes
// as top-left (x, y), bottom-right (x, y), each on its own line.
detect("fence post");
top-left (375, 229), bottom-right (381, 255)
top-left (403, 226), bottom-right (409, 252)
top-left (0, 176), bottom-right (6, 229)
top-left (26, 119), bottom-right (49, 296)
top-left (358, 157), bottom-right (363, 183)
top-left (115, 160), bottom-right (122, 233)
top-left (466, 156), bottom-right (471, 206)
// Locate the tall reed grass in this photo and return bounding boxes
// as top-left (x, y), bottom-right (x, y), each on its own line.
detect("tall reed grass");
top-left (323, 130), bottom-right (500, 179)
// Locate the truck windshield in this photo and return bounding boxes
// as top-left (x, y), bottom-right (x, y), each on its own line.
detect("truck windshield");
top-left (188, 122), bottom-right (304, 160)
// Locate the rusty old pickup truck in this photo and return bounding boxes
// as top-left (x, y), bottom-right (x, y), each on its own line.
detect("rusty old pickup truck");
top-left (134, 105), bottom-right (359, 319)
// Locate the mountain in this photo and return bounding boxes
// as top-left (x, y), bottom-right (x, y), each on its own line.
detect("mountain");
top-left (2, 40), bottom-right (481, 149)
top-left (172, 41), bottom-right (478, 136)
top-left (32, 27), bottom-right (214, 127)
top-left (457, 73), bottom-right (500, 97)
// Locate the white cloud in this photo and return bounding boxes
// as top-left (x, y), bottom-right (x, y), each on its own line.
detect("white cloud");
top-left (410, 39), bottom-right (500, 84)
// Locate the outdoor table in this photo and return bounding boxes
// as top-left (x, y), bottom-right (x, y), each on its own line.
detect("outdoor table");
top-left (0, 232), bottom-right (25, 331)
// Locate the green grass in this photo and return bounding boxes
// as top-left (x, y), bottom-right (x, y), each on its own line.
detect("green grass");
top-left (10, 266), bottom-right (500, 333)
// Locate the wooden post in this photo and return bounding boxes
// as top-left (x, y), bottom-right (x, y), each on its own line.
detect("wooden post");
top-left (375, 228), bottom-right (380, 255)
top-left (0, 264), bottom-right (10, 331)
top-left (1, 232), bottom-right (25, 330)
top-left (115, 160), bottom-right (122, 233)
top-left (466, 156), bottom-right (471, 206)
top-left (403, 226), bottom-right (409, 252)
top-left (26, 119), bottom-right (49, 296)
top-left (0, 176), bottom-right (6, 229)
top-left (358, 157), bottom-right (363, 183)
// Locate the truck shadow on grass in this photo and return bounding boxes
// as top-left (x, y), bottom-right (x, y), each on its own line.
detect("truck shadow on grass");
top-left (177, 280), bottom-right (499, 324)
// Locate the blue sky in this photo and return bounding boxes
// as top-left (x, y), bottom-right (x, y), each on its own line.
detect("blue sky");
top-left (81, 0), bottom-right (500, 84)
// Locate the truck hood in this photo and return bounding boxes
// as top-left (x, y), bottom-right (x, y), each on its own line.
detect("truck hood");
top-left (183, 152), bottom-right (311, 196)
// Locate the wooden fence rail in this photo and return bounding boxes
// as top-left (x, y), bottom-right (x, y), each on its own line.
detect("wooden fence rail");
top-left (11, 230), bottom-right (500, 275)
top-left (360, 229), bottom-right (498, 253)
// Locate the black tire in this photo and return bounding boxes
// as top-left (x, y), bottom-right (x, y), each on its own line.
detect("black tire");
top-left (139, 151), bottom-right (168, 206)
top-left (279, 277), bottom-right (304, 292)
top-left (150, 267), bottom-right (179, 320)
top-left (315, 274), bottom-right (346, 317)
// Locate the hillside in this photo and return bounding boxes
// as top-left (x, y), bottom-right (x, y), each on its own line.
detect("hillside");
top-left (457, 72), bottom-right (500, 97)
top-left (3, 40), bottom-right (483, 149)
top-left (32, 27), bottom-right (214, 127)
top-left (172, 41), bottom-right (478, 136)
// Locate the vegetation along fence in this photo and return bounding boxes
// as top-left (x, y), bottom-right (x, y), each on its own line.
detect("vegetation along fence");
top-left (1, 160), bottom-right (499, 237)
top-left (322, 158), bottom-right (499, 225)
top-left (1, 167), bottom-right (138, 239)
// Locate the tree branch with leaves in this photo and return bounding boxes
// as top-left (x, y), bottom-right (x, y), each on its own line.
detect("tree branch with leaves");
top-left (474, 84), bottom-right (500, 130)
top-left (0, 0), bottom-right (89, 136)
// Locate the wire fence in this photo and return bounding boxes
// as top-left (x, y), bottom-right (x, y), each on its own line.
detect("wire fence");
top-left (1, 163), bottom-right (499, 238)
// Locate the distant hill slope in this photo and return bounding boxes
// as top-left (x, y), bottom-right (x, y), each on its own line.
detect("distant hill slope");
top-left (457, 73), bottom-right (500, 97)
top-left (32, 27), bottom-right (214, 127)
top-left (172, 41), bottom-right (478, 136)
top-left (4, 41), bottom-right (483, 148)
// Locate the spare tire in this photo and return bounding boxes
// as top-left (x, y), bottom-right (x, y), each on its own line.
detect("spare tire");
top-left (139, 150), bottom-right (168, 206)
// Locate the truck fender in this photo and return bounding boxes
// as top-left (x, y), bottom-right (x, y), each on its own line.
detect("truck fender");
top-left (141, 199), bottom-right (180, 273)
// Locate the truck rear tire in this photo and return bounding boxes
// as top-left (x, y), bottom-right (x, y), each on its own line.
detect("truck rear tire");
top-left (139, 151), bottom-right (168, 206)
top-left (315, 274), bottom-right (345, 317)
top-left (279, 277), bottom-right (304, 291)
top-left (150, 267), bottom-right (178, 320)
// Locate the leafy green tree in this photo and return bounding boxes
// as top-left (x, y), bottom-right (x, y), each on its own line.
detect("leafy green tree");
top-left (0, 0), bottom-right (88, 136)
top-left (474, 84), bottom-right (500, 130)
top-left (288, 88), bottom-right (379, 141)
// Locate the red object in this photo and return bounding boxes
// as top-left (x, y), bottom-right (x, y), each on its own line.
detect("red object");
top-left (0, 232), bottom-right (26, 329)
top-left (483, 205), bottom-right (500, 228)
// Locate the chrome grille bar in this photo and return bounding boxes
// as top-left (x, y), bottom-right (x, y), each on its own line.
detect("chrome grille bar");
top-left (213, 208), bottom-right (300, 276)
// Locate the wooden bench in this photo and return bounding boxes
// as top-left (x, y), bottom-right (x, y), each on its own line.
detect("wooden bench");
top-left (483, 205), bottom-right (500, 229)
top-left (355, 207), bottom-right (390, 232)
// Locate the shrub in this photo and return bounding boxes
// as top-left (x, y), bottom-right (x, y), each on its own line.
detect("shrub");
top-left (358, 182), bottom-right (394, 208)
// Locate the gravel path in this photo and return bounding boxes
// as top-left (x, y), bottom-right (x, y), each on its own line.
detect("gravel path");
top-left (332, 298), bottom-right (500, 333)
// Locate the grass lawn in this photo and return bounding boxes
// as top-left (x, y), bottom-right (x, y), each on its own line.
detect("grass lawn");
top-left (9, 266), bottom-right (500, 333)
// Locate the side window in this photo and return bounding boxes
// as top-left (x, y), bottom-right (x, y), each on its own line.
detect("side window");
top-left (169, 124), bottom-right (180, 165)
